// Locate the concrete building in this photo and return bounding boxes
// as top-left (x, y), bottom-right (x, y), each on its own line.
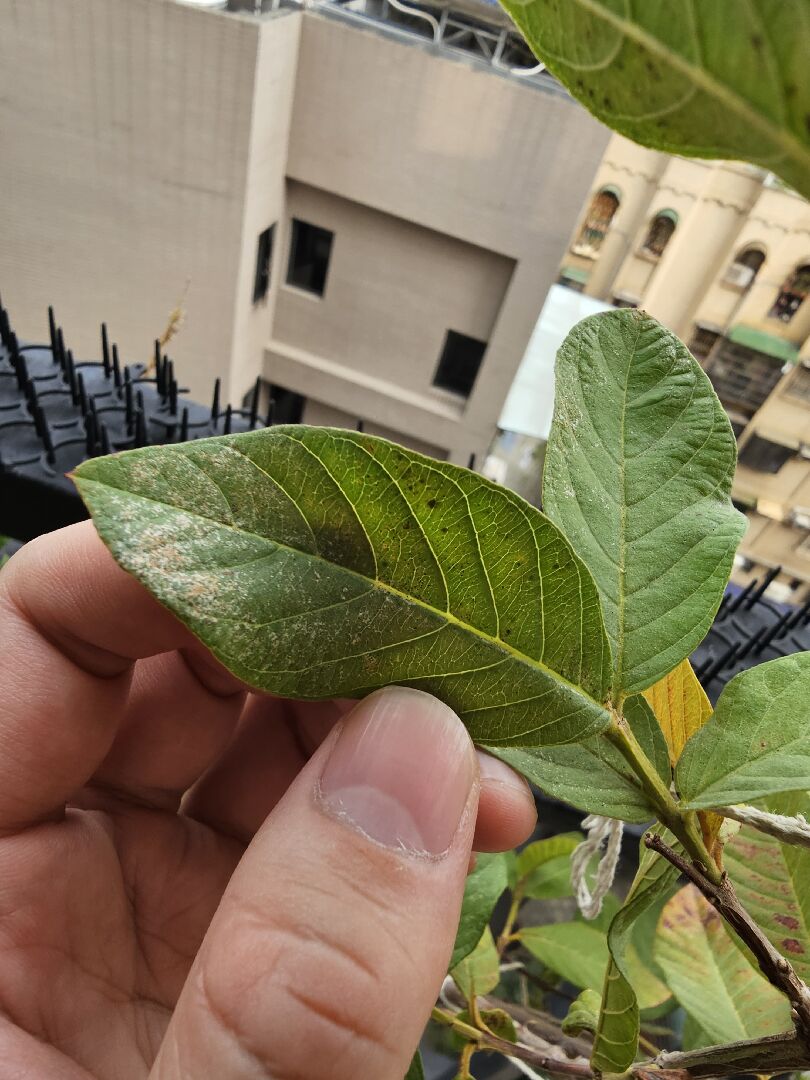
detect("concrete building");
top-left (0, 0), bottom-right (608, 466)
top-left (559, 134), bottom-right (810, 601)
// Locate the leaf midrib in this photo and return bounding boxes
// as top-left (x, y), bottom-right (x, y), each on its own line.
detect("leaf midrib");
top-left (76, 474), bottom-right (609, 719)
top-left (550, 0), bottom-right (810, 176)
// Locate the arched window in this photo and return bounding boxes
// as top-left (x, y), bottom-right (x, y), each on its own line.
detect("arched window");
top-left (641, 209), bottom-right (677, 258)
top-left (725, 245), bottom-right (766, 290)
top-left (572, 186), bottom-right (620, 255)
top-left (770, 263), bottom-right (810, 323)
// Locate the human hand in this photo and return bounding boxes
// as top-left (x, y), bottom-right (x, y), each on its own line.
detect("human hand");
top-left (0, 521), bottom-right (536, 1079)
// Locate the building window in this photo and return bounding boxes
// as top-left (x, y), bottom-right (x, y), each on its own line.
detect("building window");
top-left (738, 434), bottom-right (794, 474)
top-left (433, 330), bottom-right (487, 397)
top-left (689, 325), bottom-right (721, 360)
top-left (252, 225), bottom-right (275, 303)
top-left (571, 187), bottom-right (620, 256)
top-left (704, 339), bottom-right (784, 419)
top-left (269, 383), bottom-right (306, 425)
top-left (723, 245), bottom-right (765, 291)
top-left (769, 263), bottom-right (810, 323)
top-left (612, 294), bottom-right (639, 309)
top-left (286, 219), bottom-right (334, 297)
top-left (641, 210), bottom-right (677, 258)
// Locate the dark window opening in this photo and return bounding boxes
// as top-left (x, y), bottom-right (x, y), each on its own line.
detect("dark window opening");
top-left (641, 211), bottom-right (677, 258)
top-left (704, 340), bottom-right (784, 418)
top-left (433, 330), bottom-right (487, 398)
top-left (287, 219), bottom-right (333, 297)
top-left (724, 246), bottom-right (765, 290)
top-left (252, 225), bottom-right (275, 303)
top-left (612, 295), bottom-right (638, 309)
top-left (689, 325), bottom-right (720, 360)
top-left (269, 383), bottom-right (306, 425)
top-left (572, 188), bottom-right (620, 254)
top-left (738, 434), bottom-right (794, 474)
top-left (785, 364), bottom-right (810, 404)
top-left (770, 263), bottom-right (810, 323)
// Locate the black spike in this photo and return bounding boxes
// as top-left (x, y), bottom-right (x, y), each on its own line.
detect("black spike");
top-left (356, 419), bottom-right (364, 433)
top-left (48, 306), bottom-right (58, 358)
top-left (755, 609), bottom-right (793, 654)
top-left (264, 397), bottom-right (275, 427)
top-left (250, 376), bottom-right (261, 429)
top-left (744, 564), bottom-right (781, 608)
top-left (224, 404), bottom-right (233, 435)
top-left (169, 375), bottom-right (178, 416)
top-left (164, 359), bottom-right (174, 402)
top-left (124, 376), bottom-right (134, 429)
top-left (101, 323), bottom-right (111, 377)
top-left (66, 349), bottom-right (79, 403)
top-left (467, 453), bottom-right (476, 470)
top-left (154, 340), bottom-right (162, 384)
top-left (38, 407), bottom-right (56, 464)
top-left (714, 592), bottom-right (730, 621)
top-left (14, 351), bottom-right (29, 393)
top-left (112, 343), bottom-right (122, 390)
top-left (56, 327), bottom-right (66, 370)
top-left (0, 307), bottom-right (9, 347)
top-left (735, 624), bottom-right (764, 661)
top-left (180, 406), bottom-right (189, 443)
top-left (77, 372), bottom-right (89, 417)
top-left (726, 577), bottom-right (757, 613)
top-left (211, 377), bottom-right (221, 421)
top-left (25, 374), bottom-right (39, 412)
top-left (701, 642), bottom-right (740, 686)
top-left (786, 596), bottom-right (810, 630)
top-left (84, 412), bottom-right (97, 457)
top-left (99, 422), bottom-right (112, 456)
top-left (135, 409), bottom-right (147, 448)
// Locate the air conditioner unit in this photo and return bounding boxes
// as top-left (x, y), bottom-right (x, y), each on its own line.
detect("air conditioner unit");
top-left (792, 507), bottom-right (810, 530)
top-left (724, 262), bottom-right (756, 289)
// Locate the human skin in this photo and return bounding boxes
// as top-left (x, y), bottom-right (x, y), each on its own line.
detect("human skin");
top-left (0, 521), bottom-right (537, 1079)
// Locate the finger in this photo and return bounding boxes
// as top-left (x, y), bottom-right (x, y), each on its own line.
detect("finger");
top-left (0, 521), bottom-right (241, 832)
top-left (151, 688), bottom-right (479, 1080)
top-left (186, 698), bottom-right (536, 852)
top-left (90, 651), bottom-right (245, 809)
top-left (183, 696), bottom-right (349, 841)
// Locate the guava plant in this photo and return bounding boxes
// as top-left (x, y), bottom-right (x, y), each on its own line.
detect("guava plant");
top-left (73, 309), bottom-right (810, 1080)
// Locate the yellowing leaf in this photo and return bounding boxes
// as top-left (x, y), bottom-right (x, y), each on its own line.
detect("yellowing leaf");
top-left (643, 658), bottom-right (712, 765)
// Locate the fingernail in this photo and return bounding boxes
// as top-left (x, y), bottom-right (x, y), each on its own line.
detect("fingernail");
top-left (477, 752), bottom-right (535, 807)
top-left (318, 687), bottom-right (476, 857)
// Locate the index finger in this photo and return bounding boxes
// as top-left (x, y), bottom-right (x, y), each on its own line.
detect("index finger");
top-left (0, 521), bottom-right (241, 833)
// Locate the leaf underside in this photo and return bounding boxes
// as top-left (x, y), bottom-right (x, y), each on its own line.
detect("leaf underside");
top-left (498, 0), bottom-right (810, 202)
top-left (74, 426), bottom-right (612, 747)
top-left (451, 853), bottom-right (508, 969)
top-left (543, 309), bottom-right (745, 697)
top-left (677, 652), bottom-right (810, 809)
top-left (654, 884), bottom-right (792, 1044)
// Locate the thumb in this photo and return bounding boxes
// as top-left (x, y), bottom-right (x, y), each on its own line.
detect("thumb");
top-left (151, 687), bottom-right (480, 1080)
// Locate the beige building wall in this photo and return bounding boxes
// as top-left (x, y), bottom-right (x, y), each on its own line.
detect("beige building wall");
top-left (0, 0), bottom-right (267, 401)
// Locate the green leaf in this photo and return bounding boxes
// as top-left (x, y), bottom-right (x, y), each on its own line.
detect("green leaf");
top-left (489, 694), bottom-right (670, 822)
top-left (562, 988), bottom-right (601, 1037)
top-left (543, 309), bottom-right (744, 696)
top-left (653, 884), bottom-right (792, 1043)
top-left (677, 652), bottom-right (810, 809)
top-left (451, 854), bottom-right (509, 969)
top-left (515, 833), bottom-right (581, 899)
top-left (591, 830), bottom-right (680, 1073)
top-left (480, 1009), bottom-right (517, 1043)
top-left (496, 0), bottom-right (810, 202)
top-left (724, 791), bottom-right (810, 983)
top-left (73, 426), bottom-right (613, 747)
top-left (404, 1050), bottom-right (425, 1080)
top-left (520, 922), bottom-right (609, 992)
top-left (452, 927), bottom-right (500, 999)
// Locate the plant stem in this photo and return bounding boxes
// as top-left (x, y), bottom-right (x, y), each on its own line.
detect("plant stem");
top-left (644, 832), bottom-right (810, 1046)
top-left (497, 889), bottom-right (524, 955)
top-left (606, 711), bottom-right (722, 883)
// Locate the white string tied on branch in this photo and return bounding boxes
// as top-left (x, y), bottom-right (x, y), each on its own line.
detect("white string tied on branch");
top-left (571, 814), bottom-right (623, 920)
top-left (718, 804), bottom-right (810, 849)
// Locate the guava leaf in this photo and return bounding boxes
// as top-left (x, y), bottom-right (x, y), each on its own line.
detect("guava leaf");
top-left (653, 884), bottom-right (792, 1043)
top-left (496, 0), bottom-right (810, 201)
top-left (73, 426), bottom-right (612, 746)
top-left (643, 658), bottom-right (712, 765)
top-left (677, 652), bottom-right (810, 809)
top-left (724, 791), bottom-right (810, 983)
top-left (452, 927), bottom-right (500, 999)
top-left (451, 853), bottom-right (509, 969)
top-left (562, 989), bottom-right (601, 1037)
top-left (404, 1050), bottom-right (424, 1080)
top-left (515, 833), bottom-right (581, 899)
top-left (543, 309), bottom-right (745, 697)
top-left (591, 830), bottom-right (680, 1072)
top-left (489, 694), bottom-right (670, 822)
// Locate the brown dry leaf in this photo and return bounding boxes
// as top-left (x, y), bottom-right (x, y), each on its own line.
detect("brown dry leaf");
top-left (643, 658), bottom-right (712, 765)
